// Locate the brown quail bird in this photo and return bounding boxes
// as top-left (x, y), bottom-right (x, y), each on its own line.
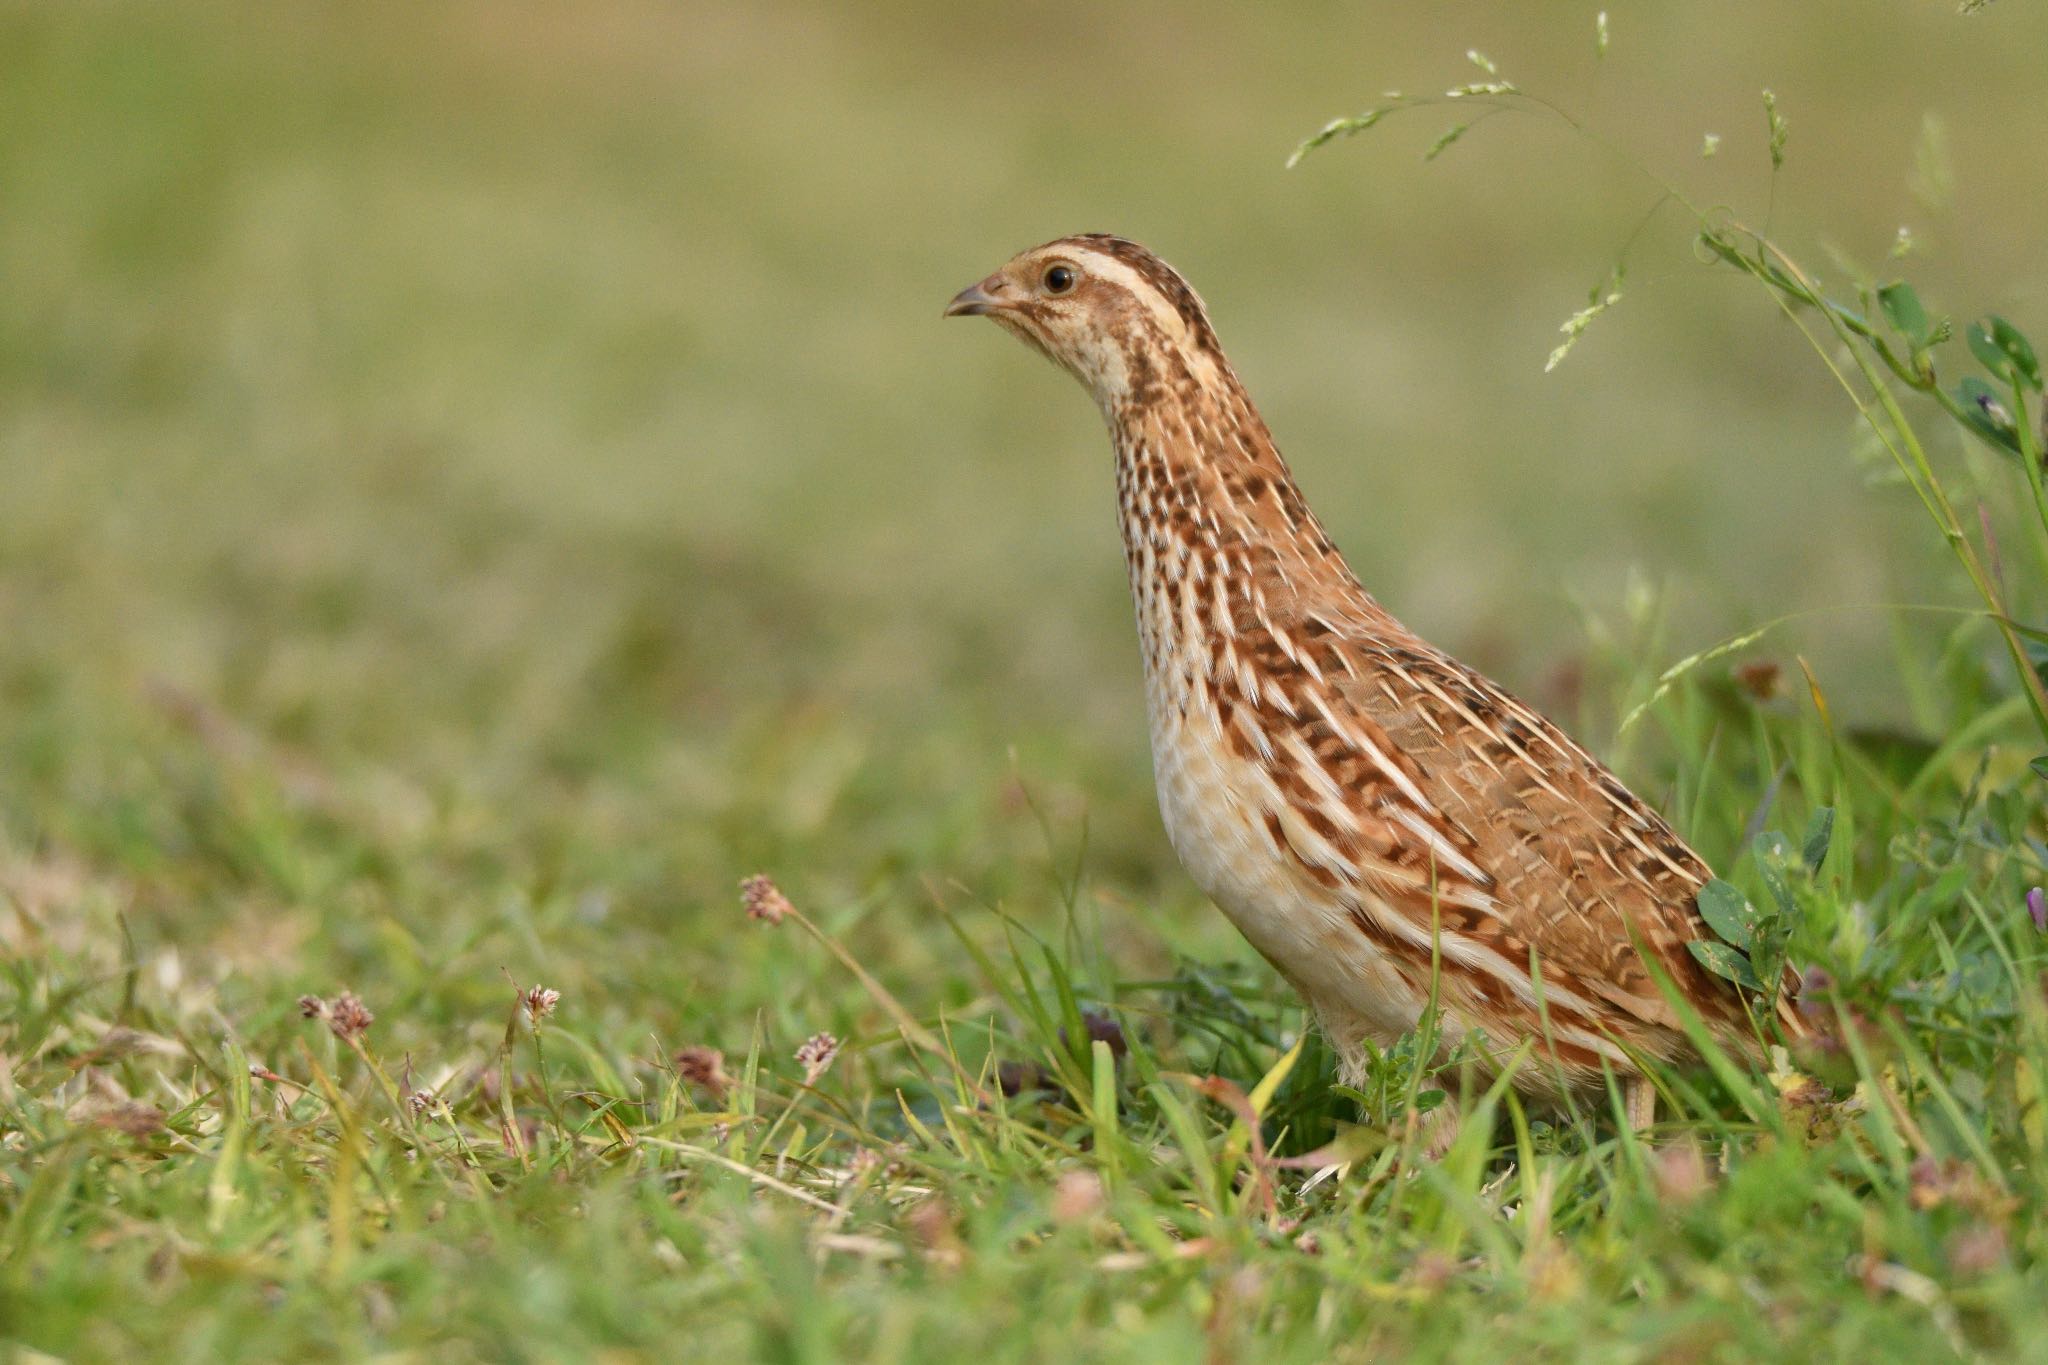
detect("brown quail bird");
top-left (946, 235), bottom-right (1798, 1126)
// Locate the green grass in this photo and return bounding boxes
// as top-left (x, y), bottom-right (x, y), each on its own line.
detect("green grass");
top-left (3, 2), bottom-right (2048, 1359)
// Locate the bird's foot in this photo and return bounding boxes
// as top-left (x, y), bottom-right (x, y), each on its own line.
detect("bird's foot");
top-left (1398, 1097), bottom-right (1463, 1161)
top-left (1625, 1076), bottom-right (1656, 1133)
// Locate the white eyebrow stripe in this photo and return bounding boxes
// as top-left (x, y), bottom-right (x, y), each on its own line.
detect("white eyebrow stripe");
top-left (1062, 248), bottom-right (1192, 345)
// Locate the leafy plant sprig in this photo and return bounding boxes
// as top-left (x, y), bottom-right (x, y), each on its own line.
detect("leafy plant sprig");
top-left (1289, 31), bottom-right (2048, 752)
top-left (1689, 809), bottom-right (1832, 1019)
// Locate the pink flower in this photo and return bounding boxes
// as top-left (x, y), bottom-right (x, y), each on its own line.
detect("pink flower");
top-left (523, 985), bottom-right (561, 1025)
top-left (795, 1031), bottom-right (841, 1085)
top-left (741, 875), bottom-right (793, 926)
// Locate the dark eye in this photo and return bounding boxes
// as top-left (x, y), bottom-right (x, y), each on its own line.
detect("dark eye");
top-left (1042, 264), bottom-right (1077, 295)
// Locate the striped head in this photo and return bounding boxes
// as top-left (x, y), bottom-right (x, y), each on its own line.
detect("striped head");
top-left (945, 235), bottom-right (1228, 417)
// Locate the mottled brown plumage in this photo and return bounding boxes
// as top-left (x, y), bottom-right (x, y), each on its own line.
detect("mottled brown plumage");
top-left (947, 235), bottom-right (1796, 1121)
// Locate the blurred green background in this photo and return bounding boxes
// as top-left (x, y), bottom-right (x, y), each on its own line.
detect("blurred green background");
top-left (2, 0), bottom-right (2045, 1011)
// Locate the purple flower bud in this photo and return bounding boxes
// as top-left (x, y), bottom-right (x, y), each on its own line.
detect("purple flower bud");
top-left (2028, 887), bottom-right (2046, 934)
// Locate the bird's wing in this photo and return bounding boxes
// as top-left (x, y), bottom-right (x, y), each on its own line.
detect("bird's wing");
top-left (1284, 622), bottom-right (1757, 1045)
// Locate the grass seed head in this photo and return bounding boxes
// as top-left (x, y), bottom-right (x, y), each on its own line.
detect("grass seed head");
top-left (795, 1031), bottom-right (841, 1085)
top-left (741, 874), bottom-right (792, 926)
top-left (327, 992), bottom-right (375, 1040)
top-left (300, 991), bottom-right (373, 1039)
top-left (523, 985), bottom-right (561, 1026)
top-left (674, 1046), bottom-right (732, 1099)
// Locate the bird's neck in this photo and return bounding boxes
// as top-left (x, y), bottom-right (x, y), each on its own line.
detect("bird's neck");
top-left (1107, 368), bottom-right (1347, 591)
top-left (1103, 363), bottom-right (1394, 674)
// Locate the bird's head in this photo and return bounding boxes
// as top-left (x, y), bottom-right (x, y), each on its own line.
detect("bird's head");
top-left (945, 234), bottom-right (1225, 414)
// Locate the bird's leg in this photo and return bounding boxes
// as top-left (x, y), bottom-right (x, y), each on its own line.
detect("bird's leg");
top-left (1625, 1076), bottom-right (1656, 1132)
top-left (1395, 1097), bottom-right (1462, 1161)
top-left (1421, 1099), bottom-right (1463, 1160)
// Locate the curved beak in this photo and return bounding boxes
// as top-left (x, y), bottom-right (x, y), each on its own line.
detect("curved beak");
top-left (943, 275), bottom-right (1013, 318)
